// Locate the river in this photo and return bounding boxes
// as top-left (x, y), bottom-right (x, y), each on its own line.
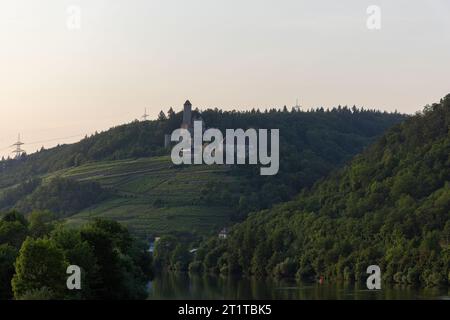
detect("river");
top-left (147, 273), bottom-right (450, 300)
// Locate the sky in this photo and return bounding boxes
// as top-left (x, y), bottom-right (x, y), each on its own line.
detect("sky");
top-left (0, 0), bottom-right (450, 157)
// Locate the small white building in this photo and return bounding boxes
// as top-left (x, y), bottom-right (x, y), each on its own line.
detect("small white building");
top-left (218, 228), bottom-right (228, 239)
top-left (148, 237), bottom-right (161, 254)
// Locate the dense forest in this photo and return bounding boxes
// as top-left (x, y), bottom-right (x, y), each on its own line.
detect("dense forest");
top-left (0, 211), bottom-right (152, 300)
top-left (0, 177), bottom-right (109, 217)
top-left (199, 107), bottom-right (406, 220)
top-left (159, 95), bottom-right (450, 287)
top-left (0, 106), bottom-right (405, 223)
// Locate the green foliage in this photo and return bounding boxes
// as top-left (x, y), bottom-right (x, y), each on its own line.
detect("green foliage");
top-left (0, 178), bottom-right (41, 210)
top-left (198, 107), bottom-right (405, 221)
top-left (50, 226), bottom-right (97, 299)
top-left (192, 95), bottom-right (450, 287)
top-left (170, 244), bottom-right (192, 271)
top-left (0, 107), bottom-right (404, 238)
top-left (79, 219), bottom-right (150, 299)
top-left (0, 244), bottom-right (17, 299)
top-left (153, 235), bottom-right (178, 270)
top-left (12, 237), bottom-right (68, 299)
top-left (0, 210), bottom-right (152, 300)
top-left (16, 287), bottom-right (55, 300)
top-left (0, 211), bottom-right (28, 249)
top-left (28, 210), bottom-right (56, 238)
top-left (15, 177), bottom-right (108, 218)
top-left (0, 103), bottom-right (414, 296)
top-left (0, 120), bottom-right (173, 186)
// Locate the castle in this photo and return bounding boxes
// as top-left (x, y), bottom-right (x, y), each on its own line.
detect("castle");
top-left (164, 100), bottom-right (253, 160)
top-left (164, 100), bottom-right (204, 148)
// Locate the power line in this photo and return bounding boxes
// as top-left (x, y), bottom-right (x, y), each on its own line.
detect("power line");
top-left (0, 133), bottom-right (87, 157)
top-left (1, 106), bottom-right (149, 156)
top-left (26, 134), bottom-right (86, 146)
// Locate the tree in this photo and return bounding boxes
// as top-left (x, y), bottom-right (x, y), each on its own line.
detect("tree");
top-left (0, 220), bottom-right (28, 249)
top-left (80, 225), bottom-right (125, 299)
top-left (443, 221), bottom-right (450, 246)
top-left (2, 211), bottom-right (28, 225)
top-left (79, 219), bottom-right (149, 299)
top-left (167, 107), bottom-right (175, 119)
top-left (15, 177), bottom-right (108, 218)
top-left (12, 237), bottom-right (68, 299)
top-left (153, 235), bottom-right (178, 270)
top-left (0, 244), bottom-right (17, 299)
top-left (158, 110), bottom-right (167, 121)
top-left (51, 226), bottom-right (97, 299)
top-left (170, 244), bottom-right (191, 271)
top-left (28, 210), bottom-right (55, 238)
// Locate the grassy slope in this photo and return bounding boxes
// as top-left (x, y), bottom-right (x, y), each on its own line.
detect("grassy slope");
top-left (44, 156), bottom-right (239, 239)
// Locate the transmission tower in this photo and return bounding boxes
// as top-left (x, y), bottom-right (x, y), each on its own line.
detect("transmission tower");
top-left (142, 108), bottom-right (149, 121)
top-left (12, 134), bottom-right (25, 159)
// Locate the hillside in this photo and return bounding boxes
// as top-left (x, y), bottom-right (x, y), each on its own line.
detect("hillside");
top-left (190, 95), bottom-right (450, 287)
top-left (0, 106), bottom-right (405, 239)
top-left (60, 157), bottom-right (239, 239)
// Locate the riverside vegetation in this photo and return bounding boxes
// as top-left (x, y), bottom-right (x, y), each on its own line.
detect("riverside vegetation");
top-left (178, 95), bottom-right (450, 288)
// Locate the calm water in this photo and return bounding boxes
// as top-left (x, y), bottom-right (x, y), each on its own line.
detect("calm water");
top-left (147, 273), bottom-right (450, 300)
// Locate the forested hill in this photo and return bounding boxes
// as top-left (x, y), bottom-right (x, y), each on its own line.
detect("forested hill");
top-left (0, 107), bottom-right (405, 227)
top-left (190, 95), bottom-right (450, 287)
top-left (0, 106), bottom-right (404, 190)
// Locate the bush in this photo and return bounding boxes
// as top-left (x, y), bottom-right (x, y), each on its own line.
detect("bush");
top-left (17, 287), bottom-right (55, 300)
top-left (273, 258), bottom-right (297, 278)
top-left (189, 261), bottom-right (203, 273)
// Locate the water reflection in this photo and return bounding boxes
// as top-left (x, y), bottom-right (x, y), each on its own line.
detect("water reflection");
top-left (147, 273), bottom-right (449, 300)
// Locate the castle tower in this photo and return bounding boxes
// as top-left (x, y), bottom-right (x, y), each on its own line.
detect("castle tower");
top-left (181, 100), bottom-right (192, 129)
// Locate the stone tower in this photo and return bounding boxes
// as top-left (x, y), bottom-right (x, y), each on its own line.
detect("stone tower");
top-left (181, 100), bottom-right (192, 129)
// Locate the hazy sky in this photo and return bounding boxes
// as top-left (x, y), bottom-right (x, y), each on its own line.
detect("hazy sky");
top-left (1, 0), bottom-right (450, 157)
